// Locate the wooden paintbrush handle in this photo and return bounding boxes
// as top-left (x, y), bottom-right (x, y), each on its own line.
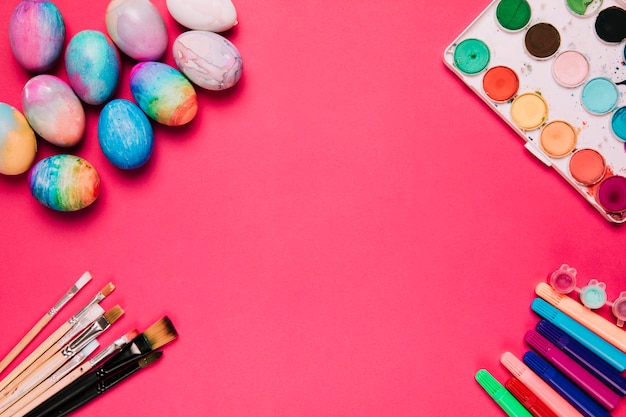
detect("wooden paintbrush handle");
top-left (0, 314), bottom-right (51, 376)
top-left (0, 322), bottom-right (69, 395)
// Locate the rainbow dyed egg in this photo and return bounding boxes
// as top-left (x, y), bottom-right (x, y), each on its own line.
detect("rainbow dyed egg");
top-left (9, 0), bottom-right (66, 73)
top-left (173, 31), bottom-right (242, 91)
top-left (0, 103), bottom-right (37, 176)
top-left (22, 75), bottom-right (85, 147)
top-left (130, 61), bottom-right (198, 126)
top-left (98, 99), bottom-right (154, 169)
top-left (29, 154), bottom-right (100, 211)
top-left (65, 30), bottom-right (121, 105)
top-left (166, 0), bottom-right (237, 32)
top-left (105, 0), bottom-right (168, 61)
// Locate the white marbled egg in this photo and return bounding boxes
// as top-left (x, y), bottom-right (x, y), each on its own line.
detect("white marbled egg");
top-left (106, 0), bottom-right (168, 61)
top-left (166, 0), bottom-right (237, 32)
top-left (173, 30), bottom-right (242, 90)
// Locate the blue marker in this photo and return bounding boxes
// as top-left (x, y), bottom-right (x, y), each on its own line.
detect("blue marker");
top-left (531, 298), bottom-right (626, 371)
top-left (523, 351), bottom-right (610, 417)
top-left (536, 320), bottom-right (626, 397)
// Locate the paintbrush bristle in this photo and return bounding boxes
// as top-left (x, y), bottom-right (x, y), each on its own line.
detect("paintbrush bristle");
top-left (103, 305), bottom-right (124, 325)
top-left (75, 271), bottom-right (92, 289)
top-left (124, 329), bottom-right (139, 342)
top-left (143, 316), bottom-right (178, 350)
top-left (100, 282), bottom-right (115, 297)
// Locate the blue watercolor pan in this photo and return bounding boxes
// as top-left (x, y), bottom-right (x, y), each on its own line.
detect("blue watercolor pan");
top-left (443, 0), bottom-right (626, 223)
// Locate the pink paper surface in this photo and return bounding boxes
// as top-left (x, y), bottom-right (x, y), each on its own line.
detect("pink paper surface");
top-left (1, 0), bottom-right (626, 416)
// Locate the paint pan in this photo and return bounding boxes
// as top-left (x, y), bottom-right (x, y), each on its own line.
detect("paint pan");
top-left (552, 50), bottom-right (589, 88)
top-left (482, 66), bottom-right (519, 102)
top-left (444, 0), bottom-right (626, 223)
top-left (569, 149), bottom-right (606, 186)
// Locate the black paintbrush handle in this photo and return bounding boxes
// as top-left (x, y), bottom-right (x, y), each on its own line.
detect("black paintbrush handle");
top-left (43, 352), bottom-right (162, 417)
top-left (23, 336), bottom-right (154, 417)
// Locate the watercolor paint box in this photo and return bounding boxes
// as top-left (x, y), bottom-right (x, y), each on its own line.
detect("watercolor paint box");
top-left (444, 0), bottom-right (626, 223)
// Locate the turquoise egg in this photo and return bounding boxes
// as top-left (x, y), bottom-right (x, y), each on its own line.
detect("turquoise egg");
top-left (29, 154), bottom-right (100, 211)
top-left (130, 61), bottom-right (198, 126)
top-left (65, 30), bottom-right (121, 105)
top-left (98, 99), bottom-right (154, 169)
top-left (9, 0), bottom-right (66, 73)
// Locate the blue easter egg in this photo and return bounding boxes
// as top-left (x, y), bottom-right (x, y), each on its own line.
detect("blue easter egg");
top-left (98, 99), bottom-right (154, 169)
top-left (65, 30), bottom-right (121, 105)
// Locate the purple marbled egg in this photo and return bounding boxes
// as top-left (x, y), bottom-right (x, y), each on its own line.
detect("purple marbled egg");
top-left (9, 0), bottom-right (66, 72)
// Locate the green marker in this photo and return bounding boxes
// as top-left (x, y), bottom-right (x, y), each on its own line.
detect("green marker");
top-left (475, 369), bottom-right (532, 417)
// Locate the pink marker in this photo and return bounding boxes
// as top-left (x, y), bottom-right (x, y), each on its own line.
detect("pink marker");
top-left (500, 352), bottom-right (584, 417)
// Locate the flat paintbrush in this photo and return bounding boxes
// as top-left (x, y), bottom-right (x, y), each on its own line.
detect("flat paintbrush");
top-left (3, 329), bottom-right (137, 417)
top-left (0, 306), bottom-right (124, 413)
top-left (0, 282), bottom-right (114, 394)
top-left (0, 272), bottom-right (92, 376)
top-left (43, 351), bottom-right (163, 417)
top-left (22, 317), bottom-right (177, 417)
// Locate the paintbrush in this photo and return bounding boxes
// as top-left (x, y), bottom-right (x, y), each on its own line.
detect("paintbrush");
top-left (0, 282), bottom-right (114, 395)
top-left (42, 351), bottom-right (163, 417)
top-left (0, 306), bottom-right (124, 413)
top-left (22, 317), bottom-right (177, 417)
top-left (0, 282), bottom-right (114, 394)
top-left (3, 329), bottom-right (137, 417)
top-left (0, 272), bottom-right (92, 376)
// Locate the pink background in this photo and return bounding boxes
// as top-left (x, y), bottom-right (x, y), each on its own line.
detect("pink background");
top-left (1, 0), bottom-right (626, 415)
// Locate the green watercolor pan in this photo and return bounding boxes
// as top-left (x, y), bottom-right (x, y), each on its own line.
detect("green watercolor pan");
top-left (444, 0), bottom-right (626, 223)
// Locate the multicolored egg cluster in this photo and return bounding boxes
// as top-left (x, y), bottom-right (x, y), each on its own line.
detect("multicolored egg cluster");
top-left (0, 0), bottom-right (243, 211)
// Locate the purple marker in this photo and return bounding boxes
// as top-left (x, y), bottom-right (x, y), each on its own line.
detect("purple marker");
top-left (525, 330), bottom-right (620, 410)
top-left (536, 320), bottom-right (626, 397)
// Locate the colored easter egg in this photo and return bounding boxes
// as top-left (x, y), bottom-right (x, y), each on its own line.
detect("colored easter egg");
top-left (173, 31), bottom-right (242, 91)
top-left (22, 75), bottom-right (85, 147)
top-left (0, 103), bottom-right (37, 176)
top-left (105, 0), bottom-right (168, 61)
top-left (29, 154), bottom-right (100, 211)
top-left (65, 30), bottom-right (121, 105)
top-left (166, 0), bottom-right (237, 32)
top-left (9, 0), bottom-right (65, 73)
top-left (98, 99), bottom-right (154, 169)
top-left (130, 61), bottom-right (198, 126)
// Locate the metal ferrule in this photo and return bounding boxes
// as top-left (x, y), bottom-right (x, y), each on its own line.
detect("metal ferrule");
top-left (88, 337), bottom-right (131, 368)
top-left (68, 293), bottom-right (105, 325)
top-left (62, 317), bottom-right (109, 357)
top-left (59, 304), bottom-right (104, 346)
top-left (47, 285), bottom-right (80, 316)
top-left (51, 340), bottom-right (99, 383)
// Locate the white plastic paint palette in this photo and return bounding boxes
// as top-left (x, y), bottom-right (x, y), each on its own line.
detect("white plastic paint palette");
top-left (444, 0), bottom-right (626, 223)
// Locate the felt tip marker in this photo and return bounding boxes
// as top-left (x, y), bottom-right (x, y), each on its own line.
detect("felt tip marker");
top-left (500, 351), bottom-right (584, 417)
top-left (536, 320), bottom-right (626, 397)
top-left (523, 351), bottom-right (611, 417)
top-left (536, 283), bottom-right (626, 354)
top-left (531, 298), bottom-right (626, 371)
top-left (475, 369), bottom-right (532, 417)
top-left (524, 329), bottom-right (620, 409)
top-left (505, 377), bottom-right (558, 417)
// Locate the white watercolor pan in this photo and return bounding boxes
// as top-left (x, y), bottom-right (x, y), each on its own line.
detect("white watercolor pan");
top-left (443, 0), bottom-right (626, 223)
